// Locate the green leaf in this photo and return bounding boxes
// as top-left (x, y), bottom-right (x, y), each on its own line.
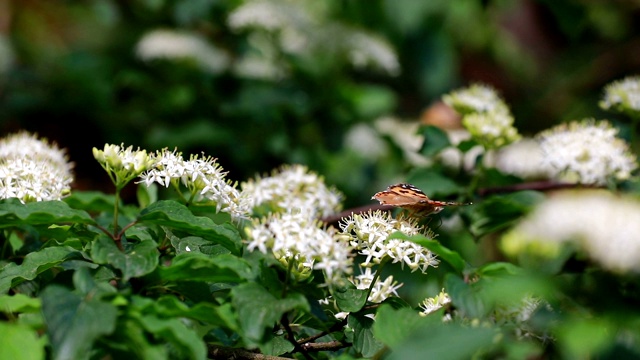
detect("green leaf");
top-left (63, 191), bottom-right (118, 213)
top-left (556, 317), bottom-right (614, 359)
top-left (0, 322), bottom-right (45, 360)
top-left (389, 232), bottom-right (467, 274)
top-left (41, 285), bottom-right (117, 360)
top-left (457, 138), bottom-right (479, 152)
top-left (231, 283), bottom-right (309, 343)
top-left (0, 199), bottom-right (94, 227)
top-left (137, 314), bottom-right (207, 360)
top-left (332, 281), bottom-right (369, 312)
top-left (475, 267), bottom-right (554, 309)
top-left (0, 294), bottom-right (41, 314)
top-left (349, 311), bottom-right (385, 358)
top-left (138, 200), bottom-right (242, 254)
top-left (136, 183), bottom-right (157, 210)
top-left (0, 246), bottom-right (83, 294)
top-left (145, 296), bottom-right (239, 331)
top-left (373, 305), bottom-right (428, 349)
top-left (445, 274), bottom-right (487, 318)
top-left (386, 320), bottom-right (495, 360)
top-left (159, 252), bottom-right (254, 283)
top-left (260, 335), bottom-right (295, 356)
top-left (170, 235), bottom-right (231, 256)
top-left (469, 191), bottom-right (545, 238)
top-left (418, 125), bottom-right (451, 157)
top-left (90, 236), bottom-right (159, 281)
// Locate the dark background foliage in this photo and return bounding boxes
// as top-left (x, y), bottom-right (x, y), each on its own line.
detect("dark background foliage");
top-left (1, 0), bottom-right (640, 206)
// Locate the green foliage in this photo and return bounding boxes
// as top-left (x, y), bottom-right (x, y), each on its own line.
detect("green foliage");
top-left (4, 1), bottom-right (640, 359)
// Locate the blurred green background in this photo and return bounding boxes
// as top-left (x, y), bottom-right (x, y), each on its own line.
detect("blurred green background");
top-left (1, 0), bottom-right (639, 207)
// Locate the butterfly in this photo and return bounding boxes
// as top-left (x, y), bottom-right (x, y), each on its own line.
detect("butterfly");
top-left (372, 183), bottom-right (471, 217)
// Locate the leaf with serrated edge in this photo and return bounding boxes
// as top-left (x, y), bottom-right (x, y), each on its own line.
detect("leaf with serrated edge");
top-left (138, 200), bottom-right (241, 254)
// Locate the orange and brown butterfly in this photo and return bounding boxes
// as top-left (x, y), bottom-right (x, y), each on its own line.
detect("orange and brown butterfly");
top-left (372, 183), bottom-right (471, 217)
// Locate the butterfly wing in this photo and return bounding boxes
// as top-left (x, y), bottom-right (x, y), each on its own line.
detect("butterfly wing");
top-left (372, 183), bottom-right (471, 216)
top-left (372, 183), bottom-right (429, 206)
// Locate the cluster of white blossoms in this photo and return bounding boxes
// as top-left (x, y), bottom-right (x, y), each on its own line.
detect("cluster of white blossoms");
top-left (138, 149), bottom-right (251, 220)
top-left (242, 164), bottom-right (349, 285)
top-left (502, 190), bottom-right (640, 274)
top-left (350, 267), bottom-right (403, 303)
top-left (135, 29), bottom-right (230, 74)
top-left (93, 143), bottom-right (154, 189)
top-left (491, 138), bottom-right (553, 180)
top-left (419, 289), bottom-right (452, 317)
top-left (443, 84), bottom-right (520, 149)
top-left (227, 0), bottom-right (400, 76)
top-left (339, 210), bottom-right (439, 273)
top-left (600, 75), bottom-right (640, 115)
top-left (240, 164), bottom-right (342, 219)
top-left (0, 132), bottom-right (74, 203)
top-left (536, 119), bottom-right (637, 185)
top-left (245, 211), bottom-right (353, 285)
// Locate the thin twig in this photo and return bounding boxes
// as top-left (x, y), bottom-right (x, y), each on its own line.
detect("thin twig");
top-left (281, 314), bottom-right (313, 360)
top-left (476, 181), bottom-right (599, 196)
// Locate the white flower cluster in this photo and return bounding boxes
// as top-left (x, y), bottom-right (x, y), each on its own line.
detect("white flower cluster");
top-left (240, 164), bottom-right (342, 219)
top-left (600, 75), bottom-right (640, 115)
top-left (246, 211), bottom-right (353, 286)
top-left (443, 84), bottom-right (508, 115)
top-left (228, 0), bottom-right (400, 76)
top-left (339, 210), bottom-right (439, 273)
top-left (419, 289), bottom-right (451, 317)
top-left (443, 84), bottom-right (520, 149)
top-left (502, 190), bottom-right (640, 274)
top-left (350, 267), bottom-right (403, 303)
top-left (492, 138), bottom-right (552, 180)
top-left (0, 132), bottom-right (74, 203)
top-left (536, 119), bottom-right (637, 185)
top-left (93, 143), bottom-right (154, 188)
top-left (139, 149), bottom-right (250, 220)
top-left (135, 29), bottom-right (229, 74)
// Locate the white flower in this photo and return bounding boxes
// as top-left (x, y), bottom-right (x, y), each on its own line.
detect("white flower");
top-left (443, 84), bottom-right (520, 149)
top-left (600, 75), bottom-right (640, 114)
top-left (344, 28), bottom-right (400, 76)
top-left (228, 0), bottom-right (399, 76)
top-left (139, 149), bottom-right (250, 220)
top-left (93, 143), bottom-right (153, 187)
top-left (339, 210), bottom-right (439, 273)
top-left (502, 190), bottom-right (640, 274)
top-left (536, 119), bottom-right (637, 185)
top-left (343, 123), bottom-right (387, 161)
top-left (419, 289), bottom-right (451, 316)
top-left (443, 84), bottom-right (509, 115)
top-left (240, 164), bottom-right (342, 219)
top-left (135, 29), bottom-right (229, 74)
top-left (0, 132), bottom-right (73, 203)
top-left (462, 111), bottom-right (521, 149)
top-left (246, 211), bottom-right (353, 286)
top-left (374, 116), bottom-right (429, 166)
top-left (350, 267), bottom-right (403, 303)
top-left (493, 138), bottom-right (553, 180)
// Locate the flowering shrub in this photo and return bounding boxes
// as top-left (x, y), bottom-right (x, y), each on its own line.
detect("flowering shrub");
top-left (3, 76), bottom-right (640, 360)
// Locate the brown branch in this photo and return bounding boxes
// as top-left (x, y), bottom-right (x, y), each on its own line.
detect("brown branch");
top-left (280, 314), bottom-right (313, 360)
top-left (300, 340), bottom-right (351, 352)
top-left (298, 319), bottom-right (348, 345)
top-left (321, 181), bottom-right (601, 226)
top-left (476, 181), bottom-right (601, 197)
